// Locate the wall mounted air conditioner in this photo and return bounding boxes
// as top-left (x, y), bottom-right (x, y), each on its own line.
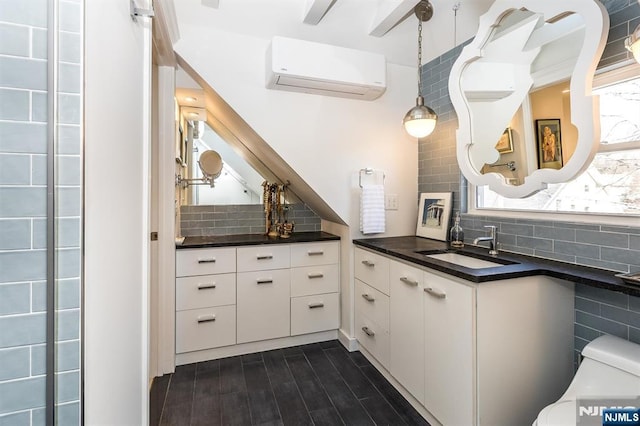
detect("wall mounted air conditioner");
top-left (266, 36), bottom-right (386, 101)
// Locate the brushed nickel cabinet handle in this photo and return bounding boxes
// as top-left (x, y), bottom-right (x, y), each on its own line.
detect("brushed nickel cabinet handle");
top-left (361, 260), bottom-right (375, 267)
top-left (362, 326), bottom-right (375, 337)
top-left (197, 283), bottom-right (216, 290)
top-left (308, 273), bottom-right (324, 279)
top-left (308, 302), bottom-right (324, 309)
top-left (361, 294), bottom-right (375, 302)
top-left (257, 255), bottom-right (273, 260)
top-left (257, 279), bottom-right (273, 285)
top-left (197, 315), bottom-right (216, 323)
top-left (198, 258), bottom-right (216, 264)
top-left (424, 287), bottom-right (446, 299)
top-left (400, 276), bottom-right (418, 286)
top-left (308, 251), bottom-right (324, 256)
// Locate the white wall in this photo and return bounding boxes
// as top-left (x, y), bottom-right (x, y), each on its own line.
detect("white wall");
top-left (84, 0), bottom-right (150, 423)
top-left (174, 27), bottom-right (419, 240)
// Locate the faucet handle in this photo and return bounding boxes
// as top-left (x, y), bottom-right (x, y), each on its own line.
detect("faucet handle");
top-left (484, 225), bottom-right (497, 235)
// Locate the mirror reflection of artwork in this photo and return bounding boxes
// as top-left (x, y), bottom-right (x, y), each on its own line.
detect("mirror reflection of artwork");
top-left (416, 192), bottom-right (452, 241)
top-left (495, 128), bottom-right (514, 154)
top-left (536, 119), bottom-right (563, 170)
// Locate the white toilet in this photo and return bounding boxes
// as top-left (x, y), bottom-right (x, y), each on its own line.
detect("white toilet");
top-left (535, 334), bottom-right (640, 426)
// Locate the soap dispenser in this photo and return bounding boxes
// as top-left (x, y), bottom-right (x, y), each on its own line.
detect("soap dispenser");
top-left (450, 212), bottom-right (464, 247)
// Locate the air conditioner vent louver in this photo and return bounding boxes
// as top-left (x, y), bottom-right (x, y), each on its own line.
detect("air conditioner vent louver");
top-left (266, 36), bottom-right (386, 101)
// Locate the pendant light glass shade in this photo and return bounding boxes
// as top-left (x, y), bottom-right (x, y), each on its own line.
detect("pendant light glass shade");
top-left (403, 95), bottom-right (437, 138)
top-left (404, 1), bottom-right (437, 138)
top-left (625, 24), bottom-right (640, 64)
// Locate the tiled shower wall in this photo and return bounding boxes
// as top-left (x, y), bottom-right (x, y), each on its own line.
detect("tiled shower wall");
top-left (419, 0), bottom-right (640, 359)
top-left (180, 203), bottom-right (322, 236)
top-left (0, 0), bottom-right (82, 424)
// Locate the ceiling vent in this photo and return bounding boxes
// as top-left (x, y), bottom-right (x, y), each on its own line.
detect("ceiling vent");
top-left (266, 36), bottom-right (386, 101)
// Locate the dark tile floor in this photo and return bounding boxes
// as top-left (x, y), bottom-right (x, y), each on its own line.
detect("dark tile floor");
top-left (150, 340), bottom-right (430, 426)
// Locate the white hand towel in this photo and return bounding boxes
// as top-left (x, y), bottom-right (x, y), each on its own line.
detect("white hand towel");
top-left (360, 184), bottom-right (385, 234)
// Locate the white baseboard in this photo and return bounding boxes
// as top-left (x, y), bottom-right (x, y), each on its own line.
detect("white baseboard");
top-left (175, 330), bottom-right (338, 365)
top-left (338, 328), bottom-right (358, 352)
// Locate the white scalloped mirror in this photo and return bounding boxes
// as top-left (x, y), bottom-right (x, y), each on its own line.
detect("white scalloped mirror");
top-left (449, 0), bottom-right (609, 198)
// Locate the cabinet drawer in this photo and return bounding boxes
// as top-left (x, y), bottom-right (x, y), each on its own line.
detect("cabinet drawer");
top-left (176, 273), bottom-right (235, 311)
top-left (176, 305), bottom-right (236, 353)
top-left (355, 279), bottom-right (389, 333)
top-left (237, 269), bottom-right (290, 344)
top-left (237, 245), bottom-right (290, 272)
top-left (176, 248), bottom-right (236, 277)
top-left (290, 241), bottom-right (339, 267)
top-left (291, 292), bottom-right (339, 336)
top-left (355, 309), bottom-right (390, 370)
top-left (354, 248), bottom-right (390, 295)
top-left (291, 264), bottom-right (339, 297)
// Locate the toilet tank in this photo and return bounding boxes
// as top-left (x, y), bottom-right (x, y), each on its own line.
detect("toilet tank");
top-left (582, 335), bottom-right (640, 377)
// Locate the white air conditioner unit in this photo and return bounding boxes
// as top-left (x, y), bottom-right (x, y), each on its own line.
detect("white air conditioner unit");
top-left (266, 36), bottom-right (386, 101)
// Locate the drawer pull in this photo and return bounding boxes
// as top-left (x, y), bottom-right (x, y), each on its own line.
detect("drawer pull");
top-left (362, 326), bottom-right (375, 337)
top-left (424, 287), bottom-right (447, 299)
top-left (308, 273), bottom-right (324, 279)
top-left (308, 251), bottom-right (324, 256)
top-left (361, 293), bottom-right (375, 302)
top-left (197, 258), bottom-right (216, 264)
top-left (400, 276), bottom-right (419, 286)
top-left (361, 260), bottom-right (375, 267)
top-left (197, 315), bottom-right (216, 323)
top-left (197, 283), bottom-right (216, 290)
top-left (308, 302), bottom-right (324, 309)
top-left (257, 279), bottom-right (273, 285)
top-left (257, 255), bottom-right (273, 260)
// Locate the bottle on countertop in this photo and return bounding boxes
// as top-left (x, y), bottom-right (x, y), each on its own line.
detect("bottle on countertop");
top-left (450, 212), bottom-right (464, 247)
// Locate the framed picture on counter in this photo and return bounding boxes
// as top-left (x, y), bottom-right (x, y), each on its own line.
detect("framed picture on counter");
top-left (416, 192), bottom-right (452, 241)
top-left (536, 119), bottom-right (563, 170)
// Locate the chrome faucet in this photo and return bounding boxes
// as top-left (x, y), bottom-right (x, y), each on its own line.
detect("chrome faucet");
top-left (473, 225), bottom-right (499, 255)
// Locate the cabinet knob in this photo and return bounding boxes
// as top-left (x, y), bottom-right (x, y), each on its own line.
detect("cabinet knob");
top-left (424, 287), bottom-right (446, 299)
top-left (362, 326), bottom-right (375, 337)
top-left (361, 294), bottom-right (375, 302)
top-left (197, 283), bottom-right (216, 290)
top-left (400, 276), bottom-right (419, 286)
top-left (197, 315), bottom-right (216, 323)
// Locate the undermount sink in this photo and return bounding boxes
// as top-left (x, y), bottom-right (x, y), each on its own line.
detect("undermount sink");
top-left (415, 249), bottom-right (517, 269)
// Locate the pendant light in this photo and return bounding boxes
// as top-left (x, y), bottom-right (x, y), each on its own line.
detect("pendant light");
top-left (403, 0), bottom-right (437, 138)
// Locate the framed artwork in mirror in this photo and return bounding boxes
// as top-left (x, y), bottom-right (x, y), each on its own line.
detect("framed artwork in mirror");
top-left (416, 192), bottom-right (452, 241)
top-left (495, 127), bottom-right (514, 154)
top-left (536, 119), bottom-right (563, 170)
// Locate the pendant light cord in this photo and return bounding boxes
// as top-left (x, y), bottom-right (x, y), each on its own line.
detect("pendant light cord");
top-left (417, 18), bottom-right (423, 96)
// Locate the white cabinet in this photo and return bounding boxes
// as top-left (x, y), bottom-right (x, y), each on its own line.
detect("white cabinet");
top-left (390, 260), bottom-right (425, 403)
top-left (175, 240), bottom-right (340, 362)
top-left (353, 245), bottom-right (574, 426)
top-left (423, 270), bottom-right (474, 426)
top-left (237, 269), bottom-right (291, 343)
top-left (354, 279), bottom-right (390, 368)
top-left (175, 247), bottom-right (237, 354)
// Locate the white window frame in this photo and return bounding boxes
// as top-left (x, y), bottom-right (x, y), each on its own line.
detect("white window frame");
top-left (467, 62), bottom-right (640, 227)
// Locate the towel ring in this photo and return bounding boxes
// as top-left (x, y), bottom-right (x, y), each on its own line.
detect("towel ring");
top-left (359, 168), bottom-right (386, 188)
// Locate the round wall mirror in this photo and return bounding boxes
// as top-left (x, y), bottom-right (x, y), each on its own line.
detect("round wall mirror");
top-left (449, 0), bottom-right (609, 198)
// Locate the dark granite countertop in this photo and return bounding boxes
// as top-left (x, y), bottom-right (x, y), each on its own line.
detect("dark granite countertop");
top-left (177, 231), bottom-right (340, 249)
top-left (353, 236), bottom-right (640, 297)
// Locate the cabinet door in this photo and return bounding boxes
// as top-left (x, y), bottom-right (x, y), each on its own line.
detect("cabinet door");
top-left (237, 269), bottom-right (290, 343)
top-left (354, 248), bottom-right (390, 295)
top-left (390, 260), bottom-right (425, 402)
top-left (423, 271), bottom-right (474, 426)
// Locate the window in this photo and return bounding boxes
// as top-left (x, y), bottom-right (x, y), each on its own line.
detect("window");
top-left (474, 72), bottom-right (640, 217)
